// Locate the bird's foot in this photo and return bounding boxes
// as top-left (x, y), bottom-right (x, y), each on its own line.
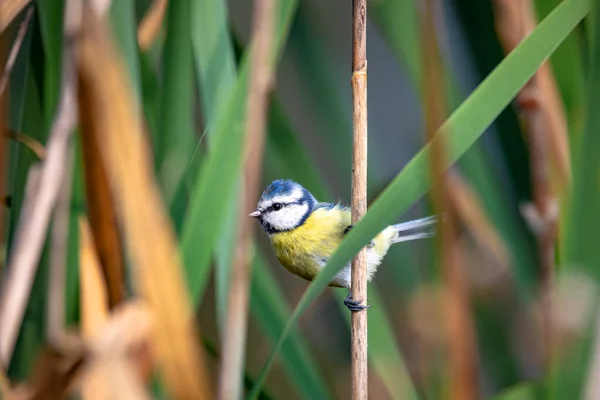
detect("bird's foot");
top-left (344, 291), bottom-right (371, 312)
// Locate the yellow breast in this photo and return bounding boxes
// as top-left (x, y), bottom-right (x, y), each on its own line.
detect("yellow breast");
top-left (270, 206), bottom-right (350, 282)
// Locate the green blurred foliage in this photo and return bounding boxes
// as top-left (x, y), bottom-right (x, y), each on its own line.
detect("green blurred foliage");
top-left (2, 0), bottom-right (598, 399)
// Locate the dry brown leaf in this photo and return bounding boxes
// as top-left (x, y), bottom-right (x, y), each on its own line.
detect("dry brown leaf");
top-left (77, 8), bottom-right (211, 400)
top-left (0, 0), bottom-right (31, 33)
top-left (79, 216), bottom-right (110, 339)
top-left (137, 0), bottom-right (167, 51)
top-left (79, 93), bottom-right (126, 308)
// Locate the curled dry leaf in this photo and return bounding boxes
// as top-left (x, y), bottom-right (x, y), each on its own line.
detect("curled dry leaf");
top-left (81, 301), bottom-right (154, 400)
top-left (76, 8), bottom-right (210, 399)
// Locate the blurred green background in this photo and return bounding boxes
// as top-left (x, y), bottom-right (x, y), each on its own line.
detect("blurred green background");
top-left (2, 0), bottom-right (598, 399)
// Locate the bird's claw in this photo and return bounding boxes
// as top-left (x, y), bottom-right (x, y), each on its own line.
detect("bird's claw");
top-left (344, 291), bottom-right (371, 312)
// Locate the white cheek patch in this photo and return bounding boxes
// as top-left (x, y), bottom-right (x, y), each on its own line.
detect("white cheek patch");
top-left (264, 203), bottom-right (308, 231)
top-left (258, 187), bottom-right (304, 210)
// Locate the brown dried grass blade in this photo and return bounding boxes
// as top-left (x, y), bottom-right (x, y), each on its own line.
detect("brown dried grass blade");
top-left (137, 0), bottom-right (167, 51)
top-left (79, 216), bottom-right (110, 339)
top-left (0, 0), bottom-right (31, 33)
top-left (79, 92), bottom-right (126, 309)
top-left (76, 8), bottom-right (211, 399)
top-left (492, 0), bottom-right (570, 193)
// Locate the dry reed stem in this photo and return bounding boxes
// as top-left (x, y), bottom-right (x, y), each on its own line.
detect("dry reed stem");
top-left (137, 0), bottom-right (167, 51)
top-left (7, 130), bottom-right (46, 159)
top-left (0, 42), bottom-right (77, 366)
top-left (218, 0), bottom-right (276, 398)
top-left (421, 1), bottom-right (477, 398)
top-left (46, 144), bottom-right (75, 346)
top-left (79, 84), bottom-right (126, 309)
top-left (0, 5), bottom-right (33, 96)
top-left (0, 0), bottom-right (31, 33)
top-left (77, 9), bottom-right (210, 399)
top-left (491, 0), bottom-right (566, 365)
top-left (350, 0), bottom-right (369, 399)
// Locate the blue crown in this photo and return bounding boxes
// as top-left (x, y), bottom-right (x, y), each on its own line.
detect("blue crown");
top-left (261, 179), bottom-right (300, 200)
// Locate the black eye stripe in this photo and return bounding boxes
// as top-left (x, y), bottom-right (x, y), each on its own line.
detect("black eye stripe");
top-left (265, 200), bottom-right (304, 213)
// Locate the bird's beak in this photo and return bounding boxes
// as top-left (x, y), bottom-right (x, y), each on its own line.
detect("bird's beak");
top-left (249, 210), bottom-right (262, 218)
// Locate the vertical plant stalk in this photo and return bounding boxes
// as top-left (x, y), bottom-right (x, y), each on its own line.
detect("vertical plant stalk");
top-left (47, 144), bottom-right (74, 345)
top-left (0, 1), bottom-right (7, 275)
top-left (350, 0), bottom-right (368, 399)
top-left (492, 0), bottom-right (567, 364)
top-left (80, 94), bottom-right (126, 309)
top-left (0, 41), bottom-right (77, 366)
top-left (421, 1), bottom-right (477, 398)
top-left (77, 9), bottom-right (211, 398)
top-left (217, 0), bottom-right (275, 398)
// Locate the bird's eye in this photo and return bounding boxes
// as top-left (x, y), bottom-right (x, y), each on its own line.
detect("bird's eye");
top-left (272, 203), bottom-right (282, 211)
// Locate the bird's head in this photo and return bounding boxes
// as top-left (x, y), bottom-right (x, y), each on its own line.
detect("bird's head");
top-left (250, 179), bottom-right (317, 234)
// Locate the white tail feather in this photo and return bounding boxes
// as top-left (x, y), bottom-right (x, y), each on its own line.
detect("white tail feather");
top-left (391, 214), bottom-right (440, 244)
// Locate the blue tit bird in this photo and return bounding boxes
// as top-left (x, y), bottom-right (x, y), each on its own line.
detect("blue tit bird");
top-left (250, 179), bottom-right (438, 311)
